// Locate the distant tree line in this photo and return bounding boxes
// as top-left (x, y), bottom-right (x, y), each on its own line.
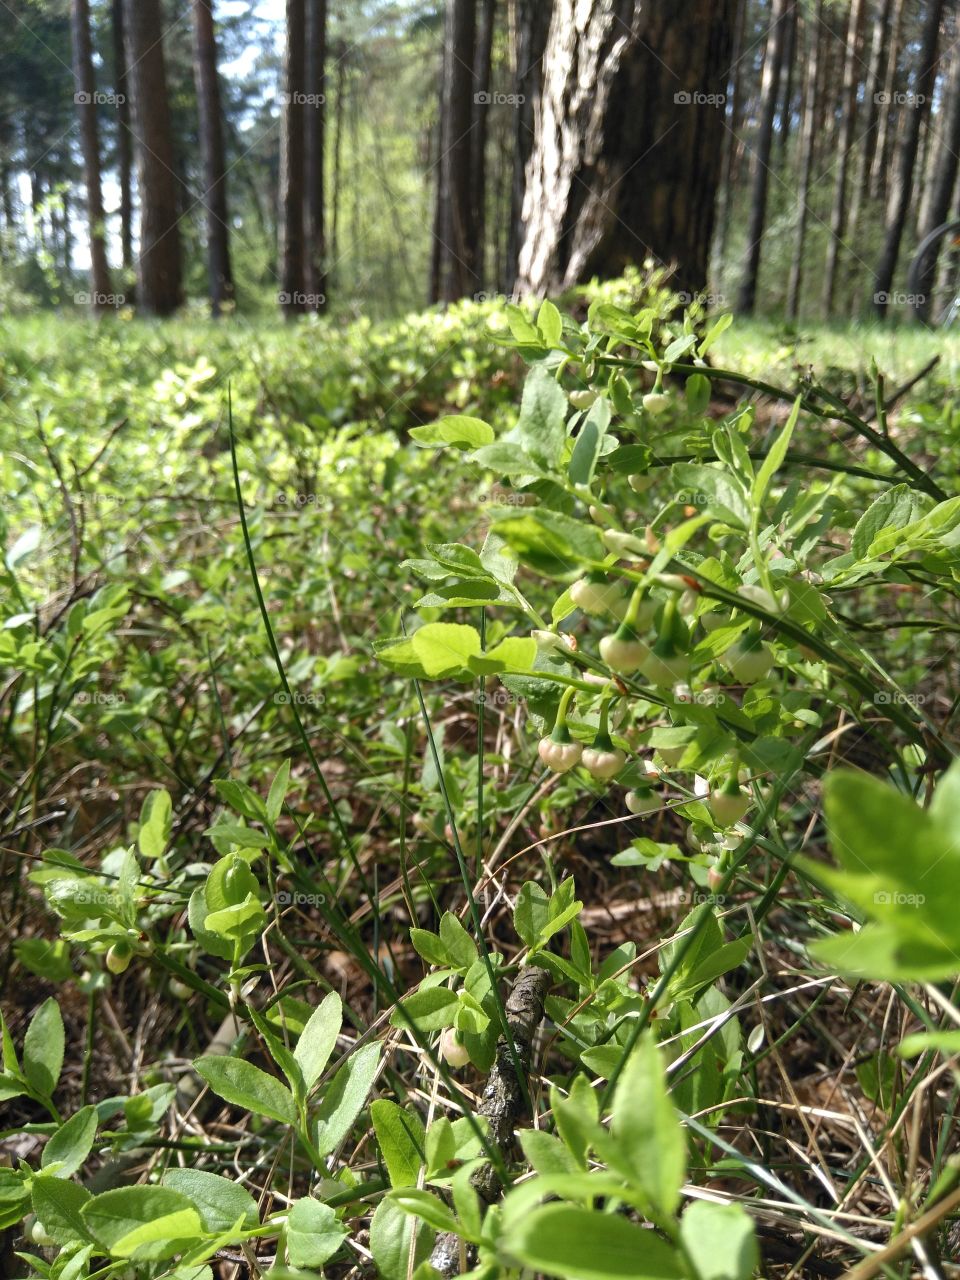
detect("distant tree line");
top-left (0, 0), bottom-right (957, 319)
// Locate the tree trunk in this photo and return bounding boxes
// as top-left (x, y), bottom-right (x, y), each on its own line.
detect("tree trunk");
top-left (436, 0), bottom-right (479, 302)
top-left (518, 0), bottom-right (736, 299)
top-left (505, 0), bottom-right (552, 294)
top-left (821, 0), bottom-right (866, 316)
top-left (304, 0), bottom-right (327, 310)
top-left (279, 0), bottom-right (307, 315)
top-left (873, 0), bottom-right (945, 316)
top-left (715, 0), bottom-right (746, 267)
top-left (914, 42), bottom-right (960, 321)
top-left (471, 0), bottom-right (496, 292)
top-left (112, 0), bottom-right (133, 273)
top-left (777, 0), bottom-right (798, 160)
top-left (871, 0), bottom-right (906, 199)
top-left (736, 0), bottom-right (789, 314)
top-left (846, 0), bottom-right (892, 276)
top-left (192, 0), bottom-right (234, 316)
top-left (71, 0), bottom-right (111, 308)
top-left (123, 0), bottom-right (182, 315)
top-left (786, 0), bottom-right (822, 320)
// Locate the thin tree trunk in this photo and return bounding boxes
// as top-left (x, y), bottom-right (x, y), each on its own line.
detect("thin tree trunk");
top-left (777, 0), bottom-right (798, 160)
top-left (505, 0), bottom-right (551, 294)
top-left (331, 46), bottom-right (345, 268)
top-left (873, 0), bottom-right (945, 315)
top-left (736, 0), bottom-right (789, 314)
top-left (192, 0), bottom-right (234, 316)
top-left (112, 0), bottom-right (132, 273)
top-left (279, 0), bottom-right (306, 315)
top-left (437, 0), bottom-right (479, 302)
top-left (786, 0), bottom-right (822, 320)
top-left (71, 0), bottom-right (111, 307)
top-left (715, 0), bottom-right (746, 268)
top-left (822, 0), bottom-right (867, 316)
top-left (914, 42), bottom-right (960, 321)
top-left (871, 0), bottom-right (906, 199)
top-left (304, 0), bottom-right (327, 310)
top-left (471, 0), bottom-right (496, 293)
top-left (846, 0), bottom-right (892, 274)
top-left (429, 13), bottom-right (446, 305)
top-left (123, 0), bottom-right (182, 315)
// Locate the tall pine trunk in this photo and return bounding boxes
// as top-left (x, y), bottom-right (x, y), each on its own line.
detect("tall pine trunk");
top-left (871, 0), bottom-right (906, 199)
top-left (434, 0), bottom-right (479, 303)
top-left (736, 0), bottom-right (789, 314)
top-left (471, 0), bottom-right (496, 292)
top-left (123, 0), bottom-right (182, 315)
top-left (914, 43), bottom-right (960, 321)
top-left (786, 0), bottom-right (821, 320)
top-left (279, 0), bottom-right (306, 315)
top-left (192, 0), bottom-right (234, 316)
top-left (505, 0), bottom-right (552, 294)
top-left (518, 0), bottom-right (735, 298)
top-left (71, 0), bottom-right (111, 308)
top-left (112, 0), bottom-right (132, 273)
top-left (873, 0), bottom-right (945, 315)
top-left (822, 0), bottom-right (866, 316)
top-left (304, 0), bottom-right (327, 310)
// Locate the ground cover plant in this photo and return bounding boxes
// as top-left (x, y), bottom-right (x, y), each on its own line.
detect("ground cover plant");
top-left (4, 287), bottom-right (960, 1280)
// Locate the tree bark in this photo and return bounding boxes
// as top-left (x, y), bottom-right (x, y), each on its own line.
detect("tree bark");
top-left (192, 0), bottom-right (234, 316)
top-left (736, 0), bottom-right (789, 314)
top-left (518, 0), bottom-right (736, 299)
top-left (786, 0), bottom-right (822, 320)
top-left (279, 0), bottom-right (307, 315)
top-left (846, 0), bottom-right (892, 274)
top-left (112, 0), bottom-right (133, 273)
top-left (873, 0), bottom-right (945, 316)
top-left (123, 0), bottom-right (182, 315)
top-left (304, 0), bottom-right (328, 310)
top-left (822, 0), bottom-right (867, 316)
top-left (715, 0), bottom-right (746, 268)
top-left (914, 42), bottom-right (960, 321)
top-left (505, 0), bottom-right (552, 295)
top-left (71, 0), bottom-right (111, 307)
top-left (871, 0), bottom-right (906, 200)
top-left (436, 0), bottom-right (479, 302)
top-left (471, 0), bottom-right (496, 292)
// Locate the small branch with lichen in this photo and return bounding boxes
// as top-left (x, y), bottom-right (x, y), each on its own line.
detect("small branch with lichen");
top-left (428, 965), bottom-right (550, 1277)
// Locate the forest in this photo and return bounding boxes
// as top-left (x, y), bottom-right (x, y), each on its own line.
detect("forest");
top-left (4, 2), bottom-right (960, 1279)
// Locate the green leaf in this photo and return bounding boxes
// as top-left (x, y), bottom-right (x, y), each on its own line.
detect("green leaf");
top-left (438, 913), bottom-right (478, 971)
top-left (751, 396), bottom-right (799, 508)
top-left (569, 400), bottom-right (610, 487)
top-left (138, 788), bottom-right (173, 859)
top-left (162, 1169), bottom-right (260, 1234)
top-left (698, 312), bottom-right (732, 356)
top-left (41, 1105), bottom-right (98, 1178)
top-left (899, 1030), bottom-right (960, 1058)
top-left (81, 1186), bottom-right (203, 1260)
top-left (466, 636), bottom-right (537, 676)
top-left (503, 1203), bottom-right (684, 1279)
top-left (369, 1196), bottom-right (433, 1280)
top-left (391, 985), bottom-right (459, 1031)
top-left (411, 623), bottom-right (483, 678)
top-left (266, 759), bottom-right (292, 824)
top-left (409, 416), bottom-right (495, 450)
top-left (679, 1201), bottom-right (758, 1280)
top-left (685, 373), bottom-right (712, 415)
top-left (605, 1033), bottom-right (685, 1217)
top-left (194, 1055), bottom-right (296, 1125)
top-left (314, 1041), bottom-right (381, 1156)
top-left (286, 1197), bottom-right (348, 1267)
top-left (389, 1189), bottom-right (461, 1236)
top-left (32, 1174), bottom-right (94, 1247)
top-left (372, 1100), bottom-right (426, 1188)
top-left (511, 365), bottom-right (569, 470)
top-left (294, 992), bottom-right (342, 1092)
top-left (23, 998), bottom-right (64, 1097)
top-left (537, 299), bottom-right (563, 347)
top-left (13, 938), bottom-right (73, 983)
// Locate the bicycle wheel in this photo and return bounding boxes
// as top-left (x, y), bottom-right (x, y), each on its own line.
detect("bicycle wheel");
top-left (906, 219), bottom-right (960, 327)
